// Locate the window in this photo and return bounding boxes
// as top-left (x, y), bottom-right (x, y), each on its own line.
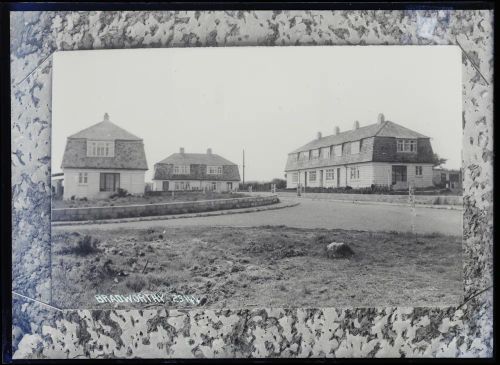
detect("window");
top-left (350, 167), bottom-right (360, 180)
top-left (300, 151), bottom-right (309, 161)
top-left (333, 145), bottom-right (342, 157)
top-left (415, 166), bottom-right (423, 176)
top-left (99, 173), bottom-right (120, 192)
top-left (309, 171), bottom-right (317, 182)
top-left (78, 172), bottom-right (88, 184)
top-left (291, 172), bottom-right (298, 183)
top-left (325, 169), bottom-right (335, 180)
top-left (397, 139), bottom-right (417, 153)
top-left (321, 147), bottom-right (330, 159)
top-left (173, 165), bottom-right (190, 174)
top-left (311, 149), bottom-right (320, 160)
top-left (392, 166), bottom-right (407, 184)
top-left (87, 140), bottom-right (115, 157)
top-left (207, 166), bottom-right (223, 174)
top-left (351, 140), bottom-right (360, 154)
top-left (211, 181), bottom-right (217, 191)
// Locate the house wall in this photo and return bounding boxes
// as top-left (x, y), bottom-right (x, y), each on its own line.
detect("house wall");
top-left (63, 168), bottom-right (145, 200)
top-left (152, 179), bottom-right (237, 192)
top-left (154, 163), bottom-right (240, 182)
top-left (372, 163), bottom-right (434, 188)
top-left (285, 162), bottom-right (434, 189)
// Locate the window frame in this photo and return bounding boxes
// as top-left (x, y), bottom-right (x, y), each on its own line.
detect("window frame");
top-left (173, 165), bottom-right (190, 175)
top-left (309, 171), bottom-right (317, 182)
top-left (350, 167), bottom-right (360, 180)
top-left (78, 172), bottom-right (88, 185)
top-left (99, 173), bottom-right (120, 192)
top-left (325, 169), bottom-right (335, 180)
top-left (207, 165), bottom-right (223, 175)
top-left (321, 147), bottom-right (331, 159)
top-left (87, 140), bottom-right (115, 157)
top-left (351, 140), bottom-right (361, 154)
top-left (397, 139), bottom-right (417, 153)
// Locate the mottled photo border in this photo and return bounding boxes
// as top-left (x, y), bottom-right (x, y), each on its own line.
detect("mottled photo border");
top-left (9, 7), bottom-right (493, 359)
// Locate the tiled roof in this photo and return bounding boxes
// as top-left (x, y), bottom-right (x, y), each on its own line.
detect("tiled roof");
top-left (290, 120), bottom-right (428, 154)
top-left (68, 120), bottom-right (142, 141)
top-left (154, 152), bottom-right (240, 181)
top-left (61, 139), bottom-right (148, 170)
top-left (62, 115), bottom-right (147, 170)
top-left (157, 153), bottom-right (237, 166)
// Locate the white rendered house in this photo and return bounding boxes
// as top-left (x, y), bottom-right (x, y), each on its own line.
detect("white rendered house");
top-left (61, 113), bottom-right (148, 200)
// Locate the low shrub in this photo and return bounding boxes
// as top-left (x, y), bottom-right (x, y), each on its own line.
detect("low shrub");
top-left (58, 234), bottom-right (100, 256)
top-left (125, 276), bottom-right (147, 292)
top-left (110, 188), bottom-right (130, 199)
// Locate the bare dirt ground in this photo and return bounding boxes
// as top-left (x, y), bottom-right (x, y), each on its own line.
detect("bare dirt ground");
top-left (51, 225), bottom-right (462, 309)
top-left (52, 191), bottom-right (249, 209)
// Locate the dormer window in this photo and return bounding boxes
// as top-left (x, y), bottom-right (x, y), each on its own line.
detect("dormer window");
top-left (174, 165), bottom-right (190, 174)
top-left (321, 147), bottom-right (330, 159)
top-left (397, 139), bottom-right (417, 153)
top-left (351, 140), bottom-right (360, 154)
top-left (311, 149), bottom-right (320, 160)
top-left (87, 140), bottom-right (114, 157)
top-left (299, 151), bottom-right (309, 161)
top-left (207, 166), bottom-right (223, 175)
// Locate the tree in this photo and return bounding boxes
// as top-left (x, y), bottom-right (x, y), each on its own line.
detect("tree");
top-left (432, 153), bottom-right (447, 167)
top-left (271, 178), bottom-right (286, 189)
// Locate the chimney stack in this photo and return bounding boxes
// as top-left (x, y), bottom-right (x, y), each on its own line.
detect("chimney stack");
top-left (378, 113), bottom-right (385, 124)
top-left (180, 147), bottom-right (185, 154)
top-left (353, 120), bottom-right (360, 130)
top-left (317, 132), bottom-right (322, 140)
top-left (207, 148), bottom-right (212, 154)
top-left (103, 112), bottom-right (110, 121)
top-left (335, 126), bottom-right (340, 135)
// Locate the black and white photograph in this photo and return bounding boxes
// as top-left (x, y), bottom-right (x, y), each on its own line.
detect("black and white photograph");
top-left (50, 46), bottom-right (463, 309)
top-left (8, 6), bottom-right (494, 360)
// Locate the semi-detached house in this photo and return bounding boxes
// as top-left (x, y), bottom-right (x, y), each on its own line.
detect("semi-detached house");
top-left (153, 148), bottom-right (240, 192)
top-left (284, 114), bottom-right (435, 190)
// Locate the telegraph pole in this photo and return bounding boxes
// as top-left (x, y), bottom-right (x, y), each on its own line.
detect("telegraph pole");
top-left (242, 149), bottom-right (245, 185)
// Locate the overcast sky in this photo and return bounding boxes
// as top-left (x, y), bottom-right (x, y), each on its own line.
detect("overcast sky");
top-left (52, 46), bottom-right (461, 182)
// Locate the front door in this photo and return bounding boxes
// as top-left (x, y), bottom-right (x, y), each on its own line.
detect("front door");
top-left (392, 165), bottom-right (407, 189)
top-left (227, 182), bottom-right (233, 191)
top-left (336, 168), bottom-right (341, 187)
top-left (162, 181), bottom-right (169, 191)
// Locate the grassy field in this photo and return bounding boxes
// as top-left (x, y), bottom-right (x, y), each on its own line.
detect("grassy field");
top-left (51, 226), bottom-right (462, 309)
top-left (52, 191), bottom-right (249, 209)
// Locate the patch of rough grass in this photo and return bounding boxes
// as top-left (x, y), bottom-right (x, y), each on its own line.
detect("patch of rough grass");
top-left (125, 276), bottom-right (147, 292)
top-left (59, 234), bottom-right (100, 256)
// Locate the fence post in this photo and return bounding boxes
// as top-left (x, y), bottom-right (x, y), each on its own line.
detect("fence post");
top-left (409, 183), bottom-right (416, 241)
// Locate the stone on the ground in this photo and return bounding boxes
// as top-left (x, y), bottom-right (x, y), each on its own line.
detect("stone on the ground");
top-left (326, 242), bottom-right (354, 259)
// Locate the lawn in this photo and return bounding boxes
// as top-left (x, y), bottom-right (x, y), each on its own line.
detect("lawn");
top-left (52, 191), bottom-right (249, 209)
top-left (51, 225), bottom-right (462, 309)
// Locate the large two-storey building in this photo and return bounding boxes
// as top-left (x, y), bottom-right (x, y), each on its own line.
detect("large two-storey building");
top-left (285, 114), bottom-right (435, 190)
top-left (153, 148), bottom-right (240, 192)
